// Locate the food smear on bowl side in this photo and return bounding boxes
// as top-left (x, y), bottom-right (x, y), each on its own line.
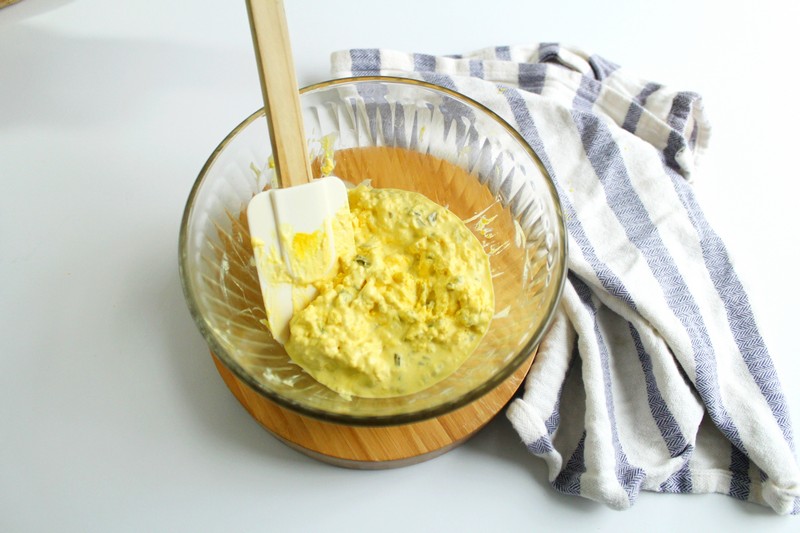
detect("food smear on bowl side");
top-left (253, 183), bottom-right (494, 398)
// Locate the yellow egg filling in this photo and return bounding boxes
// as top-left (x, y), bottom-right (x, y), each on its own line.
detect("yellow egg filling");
top-left (279, 183), bottom-right (494, 398)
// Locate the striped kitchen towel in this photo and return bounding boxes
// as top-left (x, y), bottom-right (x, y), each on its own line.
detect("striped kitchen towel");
top-left (331, 44), bottom-right (800, 514)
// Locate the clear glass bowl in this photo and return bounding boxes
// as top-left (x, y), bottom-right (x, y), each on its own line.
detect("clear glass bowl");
top-left (179, 77), bottom-right (566, 426)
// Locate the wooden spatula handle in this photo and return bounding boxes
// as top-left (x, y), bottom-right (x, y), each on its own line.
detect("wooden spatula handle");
top-left (246, 0), bottom-right (312, 188)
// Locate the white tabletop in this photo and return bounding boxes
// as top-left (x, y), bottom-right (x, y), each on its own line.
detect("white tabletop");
top-left (2, 0), bottom-right (798, 531)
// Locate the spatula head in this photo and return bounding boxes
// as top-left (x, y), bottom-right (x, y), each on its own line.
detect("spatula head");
top-left (247, 176), bottom-right (352, 344)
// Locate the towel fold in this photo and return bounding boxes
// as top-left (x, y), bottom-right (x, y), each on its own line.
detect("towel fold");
top-left (332, 44), bottom-right (800, 514)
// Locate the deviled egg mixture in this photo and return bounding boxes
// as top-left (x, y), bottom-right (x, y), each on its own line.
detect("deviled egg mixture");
top-left (255, 183), bottom-right (494, 398)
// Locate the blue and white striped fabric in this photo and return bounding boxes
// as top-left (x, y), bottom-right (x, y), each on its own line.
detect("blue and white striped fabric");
top-left (331, 44), bottom-right (800, 514)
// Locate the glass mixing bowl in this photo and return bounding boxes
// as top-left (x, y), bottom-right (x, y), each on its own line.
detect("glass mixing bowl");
top-left (179, 77), bottom-right (566, 426)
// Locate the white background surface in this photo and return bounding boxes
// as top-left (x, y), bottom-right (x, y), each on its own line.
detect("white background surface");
top-left (2, 0), bottom-right (798, 531)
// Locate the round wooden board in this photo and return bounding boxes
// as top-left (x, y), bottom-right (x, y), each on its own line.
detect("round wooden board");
top-left (212, 351), bottom-right (535, 469)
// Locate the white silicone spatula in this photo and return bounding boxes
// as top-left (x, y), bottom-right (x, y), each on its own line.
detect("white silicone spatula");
top-left (244, 0), bottom-right (352, 345)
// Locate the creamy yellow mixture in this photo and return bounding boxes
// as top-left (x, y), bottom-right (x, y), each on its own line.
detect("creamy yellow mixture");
top-left (262, 183), bottom-right (494, 398)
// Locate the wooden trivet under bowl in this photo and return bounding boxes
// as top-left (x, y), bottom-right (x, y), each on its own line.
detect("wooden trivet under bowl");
top-left (212, 351), bottom-right (535, 469)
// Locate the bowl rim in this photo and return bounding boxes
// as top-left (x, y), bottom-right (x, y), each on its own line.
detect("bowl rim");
top-left (178, 75), bottom-right (567, 426)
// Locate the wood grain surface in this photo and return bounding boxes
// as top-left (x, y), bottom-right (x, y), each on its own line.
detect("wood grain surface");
top-left (245, 0), bottom-right (312, 188)
top-left (212, 351), bottom-right (535, 468)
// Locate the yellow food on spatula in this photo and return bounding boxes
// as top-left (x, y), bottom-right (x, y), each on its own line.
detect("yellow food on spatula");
top-left (248, 177), bottom-right (354, 344)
